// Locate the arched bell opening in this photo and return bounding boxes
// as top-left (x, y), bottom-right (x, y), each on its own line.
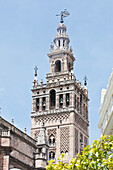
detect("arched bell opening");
top-left (50, 89), bottom-right (56, 109)
top-left (49, 151), bottom-right (55, 161)
top-left (49, 134), bottom-right (55, 147)
top-left (55, 60), bottom-right (61, 72)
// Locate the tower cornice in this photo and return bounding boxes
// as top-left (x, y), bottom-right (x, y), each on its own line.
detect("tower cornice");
top-left (47, 50), bottom-right (75, 61)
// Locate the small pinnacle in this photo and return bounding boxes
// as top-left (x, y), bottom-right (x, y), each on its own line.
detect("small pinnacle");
top-left (24, 128), bottom-right (27, 134)
top-left (41, 79), bottom-right (43, 84)
top-left (84, 76), bottom-right (88, 86)
top-left (70, 46), bottom-right (73, 52)
top-left (50, 42), bottom-right (54, 49)
top-left (34, 66), bottom-right (38, 77)
top-left (11, 119), bottom-right (14, 125)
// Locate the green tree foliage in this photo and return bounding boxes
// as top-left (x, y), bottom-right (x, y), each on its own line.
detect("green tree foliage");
top-left (46, 135), bottom-right (113, 170)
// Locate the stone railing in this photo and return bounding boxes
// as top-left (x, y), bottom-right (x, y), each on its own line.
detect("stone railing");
top-left (0, 116), bottom-right (36, 146)
top-left (2, 129), bottom-right (10, 137)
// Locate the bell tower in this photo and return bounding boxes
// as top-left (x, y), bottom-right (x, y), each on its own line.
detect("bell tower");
top-left (49, 22), bottom-right (75, 74)
top-left (31, 10), bottom-right (89, 164)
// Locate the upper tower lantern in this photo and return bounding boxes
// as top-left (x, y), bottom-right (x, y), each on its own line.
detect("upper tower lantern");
top-left (53, 23), bottom-right (70, 51)
top-left (48, 10), bottom-right (75, 74)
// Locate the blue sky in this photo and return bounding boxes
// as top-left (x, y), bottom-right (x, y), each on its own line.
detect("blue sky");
top-left (0, 0), bottom-right (113, 145)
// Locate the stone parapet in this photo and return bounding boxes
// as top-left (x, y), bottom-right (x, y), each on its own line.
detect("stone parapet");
top-left (0, 116), bottom-right (36, 146)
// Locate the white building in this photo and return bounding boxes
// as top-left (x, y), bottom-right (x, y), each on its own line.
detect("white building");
top-left (98, 69), bottom-right (113, 135)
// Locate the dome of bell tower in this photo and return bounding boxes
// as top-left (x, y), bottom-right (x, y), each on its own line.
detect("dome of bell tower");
top-left (57, 23), bottom-right (67, 31)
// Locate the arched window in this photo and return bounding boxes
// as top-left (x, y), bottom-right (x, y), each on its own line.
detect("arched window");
top-left (55, 60), bottom-right (61, 72)
top-left (49, 151), bottom-right (55, 160)
top-left (80, 95), bottom-right (82, 105)
top-left (63, 40), bottom-right (65, 47)
top-left (66, 93), bottom-right (70, 107)
top-left (49, 134), bottom-right (55, 147)
top-left (59, 94), bottom-right (63, 108)
top-left (58, 40), bottom-right (60, 47)
top-left (50, 90), bottom-right (56, 109)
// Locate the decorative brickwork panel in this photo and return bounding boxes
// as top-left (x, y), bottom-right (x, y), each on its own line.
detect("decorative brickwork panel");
top-left (36, 113), bottom-right (69, 124)
top-left (47, 128), bottom-right (56, 139)
top-left (75, 128), bottom-right (78, 155)
top-left (75, 114), bottom-right (87, 133)
top-left (60, 127), bottom-right (69, 153)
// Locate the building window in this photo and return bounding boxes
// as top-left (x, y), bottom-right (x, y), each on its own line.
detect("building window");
top-left (80, 133), bottom-right (83, 148)
top-left (50, 90), bottom-right (56, 109)
top-left (86, 106), bottom-right (88, 120)
top-left (58, 40), bottom-right (60, 47)
top-left (66, 93), bottom-right (70, 107)
top-left (55, 60), bottom-right (61, 72)
top-left (42, 97), bottom-right (46, 110)
top-left (59, 94), bottom-right (63, 108)
top-left (49, 151), bottom-right (55, 161)
top-left (80, 95), bottom-right (82, 105)
top-left (49, 134), bottom-right (55, 147)
top-left (63, 40), bottom-right (65, 46)
top-left (37, 148), bottom-right (42, 153)
top-left (36, 98), bottom-right (39, 111)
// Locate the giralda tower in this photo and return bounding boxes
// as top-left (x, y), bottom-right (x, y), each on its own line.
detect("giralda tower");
top-left (31, 10), bottom-right (89, 163)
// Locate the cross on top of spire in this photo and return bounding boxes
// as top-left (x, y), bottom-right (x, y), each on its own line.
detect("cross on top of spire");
top-left (84, 76), bottom-right (88, 86)
top-left (56, 9), bottom-right (70, 23)
top-left (34, 66), bottom-right (38, 77)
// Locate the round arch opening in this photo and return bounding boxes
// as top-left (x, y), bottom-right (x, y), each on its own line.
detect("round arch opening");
top-left (55, 60), bottom-right (61, 72)
top-left (50, 89), bottom-right (56, 109)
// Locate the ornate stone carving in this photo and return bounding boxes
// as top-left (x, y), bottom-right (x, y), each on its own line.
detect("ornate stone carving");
top-left (60, 127), bottom-right (69, 153)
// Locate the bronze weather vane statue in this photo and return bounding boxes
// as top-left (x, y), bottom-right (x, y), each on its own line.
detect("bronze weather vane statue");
top-left (56, 9), bottom-right (70, 23)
